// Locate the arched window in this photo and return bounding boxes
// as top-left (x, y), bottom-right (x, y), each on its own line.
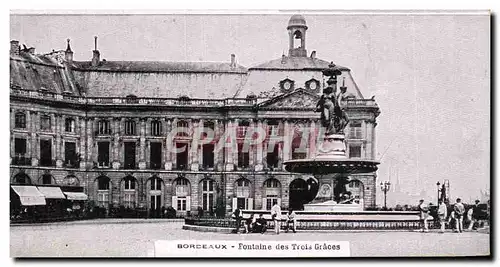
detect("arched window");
top-left (173, 178), bottom-right (191, 212)
top-left (13, 173), bottom-right (31, 185)
top-left (14, 112), bottom-right (26, 129)
top-left (41, 174), bottom-right (53, 185)
top-left (96, 176), bottom-right (111, 208)
top-left (263, 178), bottom-right (281, 210)
top-left (233, 178), bottom-right (253, 210)
top-left (293, 30), bottom-right (302, 48)
top-left (149, 177), bottom-right (163, 213)
top-left (98, 177), bottom-right (110, 190)
top-left (125, 119), bottom-right (136, 136)
top-left (201, 179), bottom-right (216, 211)
top-left (122, 176), bottom-right (137, 208)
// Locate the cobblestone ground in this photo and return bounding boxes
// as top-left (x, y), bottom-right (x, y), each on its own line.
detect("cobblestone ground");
top-left (10, 221), bottom-right (490, 257)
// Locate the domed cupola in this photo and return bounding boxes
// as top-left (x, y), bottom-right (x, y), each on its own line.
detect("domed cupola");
top-left (287, 14), bottom-right (308, 57)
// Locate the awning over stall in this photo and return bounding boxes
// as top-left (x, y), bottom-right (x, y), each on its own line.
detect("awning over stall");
top-left (11, 186), bottom-right (46, 206)
top-left (63, 192), bottom-right (88, 201)
top-left (37, 186), bottom-right (66, 199)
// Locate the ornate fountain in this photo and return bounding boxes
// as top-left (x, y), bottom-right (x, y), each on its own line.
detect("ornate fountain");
top-left (284, 63), bottom-right (379, 212)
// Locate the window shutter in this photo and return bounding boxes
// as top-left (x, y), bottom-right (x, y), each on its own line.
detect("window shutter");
top-left (186, 196), bottom-right (191, 212)
top-left (172, 196), bottom-right (178, 210)
top-left (248, 198), bottom-right (254, 210)
top-left (232, 197), bottom-right (237, 212)
top-left (262, 198), bottom-right (267, 210)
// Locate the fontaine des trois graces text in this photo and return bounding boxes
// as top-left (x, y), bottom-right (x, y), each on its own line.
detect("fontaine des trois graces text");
top-left (154, 240), bottom-right (351, 257)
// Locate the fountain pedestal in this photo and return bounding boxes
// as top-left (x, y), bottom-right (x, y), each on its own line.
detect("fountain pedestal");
top-left (285, 133), bottom-right (378, 212)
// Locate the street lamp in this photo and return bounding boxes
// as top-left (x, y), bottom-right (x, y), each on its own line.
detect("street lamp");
top-left (436, 181), bottom-right (441, 203)
top-left (380, 181), bottom-right (391, 210)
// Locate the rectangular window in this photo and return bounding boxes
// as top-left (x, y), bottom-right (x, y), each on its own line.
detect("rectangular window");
top-left (202, 144), bottom-right (214, 169)
top-left (151, 120), bottom-right (162, 136)
top-left (150, 195), bottom-right (161, 210)
top-left (125, 120), bottom-right (136, 136)
top-left (237, 121), bottom-right (250, 138)
top-left (266, 143), bottom-right (279, 169)
top-left (266, 196), bottom-right (278, 210)
top-left (14, 113), bottom-right (26, 129)
top-left (64, 142), bottom-right (77, 167)
top-left (123, 193), bottom-right (135, 208)
top-left (14, 138), bottom-right (28, 165)
top-left (40, 115), bottom-right (51, 131)
top-left (176, 143), bottom-right (188, 170)
top-left (97, 142), bottom-right (110, 167)
top-left (267, 120), bottom-right (280, 137)
top-left (150, 142), bottom-right (162, 169)
top-left (349, 145), bottom-right (362, 158)
top-left (97, 192), bottom-right (109, 208)
top-left (349, 121), bottom-right (362, 139)
top-left (124, 142), bottom-right (136, 169)
top-left (237, 143), bottom-right (249, 169)
top-left (237, 198), bottom-right (246, 210)
top-left (65, 118), bottom-right (75, 132)
top-left (39, 139), bottom-right (52, 166)
top-left (177, 197), bottom-right (187, 211)
top-left (97, 120), bottom-right (111, 135)
top-left (14, 138), bottom-right (27, 155)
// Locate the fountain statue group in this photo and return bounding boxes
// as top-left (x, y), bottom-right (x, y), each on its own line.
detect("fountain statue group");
top-left (284, 63), bottom-right (379, 211)
top-left (315, 84), bottom-right (352, 203)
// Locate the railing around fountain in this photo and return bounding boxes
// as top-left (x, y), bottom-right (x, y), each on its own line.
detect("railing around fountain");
top-left (185, 210), bottom-right (437, 231)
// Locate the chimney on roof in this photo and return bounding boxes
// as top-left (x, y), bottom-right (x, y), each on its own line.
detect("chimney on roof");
top-left (10, 40), bottom-right (19, 55)
top-left (281, 53), bottom-right (286, 64)
top-left (310, 50), bottom-right (316, 59)
top-left (230, 54), bottom-right (236, 68)
top-left (65, 38), bottom-right (73, 63)
top-left (91, 36), bottom-right (100, 67)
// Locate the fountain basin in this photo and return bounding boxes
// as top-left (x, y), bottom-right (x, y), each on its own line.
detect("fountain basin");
top-left (284, 158), bottom-right (380, 175)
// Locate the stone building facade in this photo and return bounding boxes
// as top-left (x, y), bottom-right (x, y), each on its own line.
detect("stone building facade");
top-left (9, 15), bottom-right (380, 216)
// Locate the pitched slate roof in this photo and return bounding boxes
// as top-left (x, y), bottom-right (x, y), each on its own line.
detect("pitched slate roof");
top-left (250, 56), bottom-right (350, 71)
top-left (72, 61), bottom-right (247, 74)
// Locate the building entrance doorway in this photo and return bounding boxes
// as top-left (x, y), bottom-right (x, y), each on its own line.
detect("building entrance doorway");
top-left (289, 178), bottom-right (319, 210)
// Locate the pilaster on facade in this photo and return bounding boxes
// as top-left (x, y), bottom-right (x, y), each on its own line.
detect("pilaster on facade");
top-left (139, 118), bottom-right (147, 170)
top-left (255, 119), bottom-right (264, 171)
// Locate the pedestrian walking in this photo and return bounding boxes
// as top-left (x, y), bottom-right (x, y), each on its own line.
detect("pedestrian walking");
top-left (232, 207), bottom-right (243, 234)
top-left (471, 200), bottom-right (482, 230)
top-left (418, 199), bottom-right (429, 232)
top-left (437, 199), bottom-right (447, 233)
top-left (453, 198), bottom-right (465, 233)
top-left (271, 202), bottom-right (282, 235)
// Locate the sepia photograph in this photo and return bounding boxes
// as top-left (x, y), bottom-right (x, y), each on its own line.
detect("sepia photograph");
top-left (8, 10), bottom-right (490, 258)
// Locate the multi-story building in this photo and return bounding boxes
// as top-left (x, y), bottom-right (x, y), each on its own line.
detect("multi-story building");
top-left (9, 15), bottom-right (380, 216)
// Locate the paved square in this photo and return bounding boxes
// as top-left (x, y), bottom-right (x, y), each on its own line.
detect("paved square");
top-left (10, 220), bottom-right (490, 257)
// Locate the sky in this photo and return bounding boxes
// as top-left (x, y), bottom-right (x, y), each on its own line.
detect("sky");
top-left (9, 12), bottom-right (490, 206)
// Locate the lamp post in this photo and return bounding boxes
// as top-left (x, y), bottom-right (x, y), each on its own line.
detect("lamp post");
top-left (436, 181), bottom-right (441, 204)
top-left (380, 181), bottom-right (391, 210)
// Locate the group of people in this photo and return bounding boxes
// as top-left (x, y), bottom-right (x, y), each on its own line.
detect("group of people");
top-left (232, 203), bottom-right (297, 234)
top-left (418, 198), bottom-right (486, 233)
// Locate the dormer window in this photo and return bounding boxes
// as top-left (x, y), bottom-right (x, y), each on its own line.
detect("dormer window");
top-left (306, 78), bottom-right (320, 91)
top-left (126, 94), bottom-right (138, 104)
top-left (279, 78), bottom-right (294, 92)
